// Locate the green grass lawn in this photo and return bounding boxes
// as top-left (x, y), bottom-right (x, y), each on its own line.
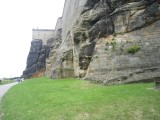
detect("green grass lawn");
top-left (1, 77), bottom-right (160, 120)
top-left (0, 80), bottom-right (15, 85)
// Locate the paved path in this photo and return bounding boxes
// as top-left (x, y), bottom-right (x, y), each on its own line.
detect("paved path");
top-left (0, 82), bottom-right (18, 101)
top-left (0, 82), bottom-right (18, 119)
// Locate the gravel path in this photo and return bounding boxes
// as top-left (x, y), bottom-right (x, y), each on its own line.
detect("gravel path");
top-left (0, 82), bottom-right (18, 101)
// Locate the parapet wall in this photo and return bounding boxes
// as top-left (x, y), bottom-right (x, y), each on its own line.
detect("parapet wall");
top-left (32, 29), bottom-right (55, 45)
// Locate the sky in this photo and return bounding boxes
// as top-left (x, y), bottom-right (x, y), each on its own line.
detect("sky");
top-left (0, 0), bottom-right (65, 78)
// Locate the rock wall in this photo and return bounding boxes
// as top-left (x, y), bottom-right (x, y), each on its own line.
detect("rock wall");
top-left (25, 0), bottom-right (160, 84)
top-left (84, 0), bottom-right (160, 84)
top-left (45, 17), bottom-right (63, 78)
top-left (23, 29), bottom-right (54, 78)
top-left (85, 20), bottom-right (160, 84)
top-left (45, 0), bottom-right (89, 78)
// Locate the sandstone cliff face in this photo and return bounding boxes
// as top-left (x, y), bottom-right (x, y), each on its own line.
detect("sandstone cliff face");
top-left (45, 18), bottom-right (64, 78)
top-left (84, 0), bottom-right (160, 84)
top-left (23, 39), bottom-right (51, 78)
top-left (25, 0), bottom-right (160, 84)
top-left (23, 29), bottom-right (54, 78)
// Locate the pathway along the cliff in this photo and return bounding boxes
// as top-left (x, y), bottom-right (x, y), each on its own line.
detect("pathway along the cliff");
top-left (0, 82), bottom-right (18, 119)
top-left (0, 82), bottom-right (18, 100)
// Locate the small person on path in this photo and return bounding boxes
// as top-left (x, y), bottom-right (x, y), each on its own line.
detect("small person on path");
top-left (17, 78), bottom-right (22, 83)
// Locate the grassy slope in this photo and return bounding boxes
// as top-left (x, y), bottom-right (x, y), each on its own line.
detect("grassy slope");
top-left (1, 77), bottom-right (160, 120)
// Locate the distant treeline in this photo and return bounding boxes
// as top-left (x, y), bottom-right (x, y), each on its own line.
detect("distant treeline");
top-left (1, 77), bottom-right (22, 80)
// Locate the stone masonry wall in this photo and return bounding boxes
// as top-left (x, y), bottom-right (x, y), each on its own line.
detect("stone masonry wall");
top-left (32, 29), bottom-right (55, 45)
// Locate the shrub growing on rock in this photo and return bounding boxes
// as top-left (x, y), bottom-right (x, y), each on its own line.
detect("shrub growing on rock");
top-left (127, 45), bottom-right (141, 54)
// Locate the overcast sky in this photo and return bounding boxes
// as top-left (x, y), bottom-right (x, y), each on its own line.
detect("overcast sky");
top-left (0, 0), bottom-right (65, 78)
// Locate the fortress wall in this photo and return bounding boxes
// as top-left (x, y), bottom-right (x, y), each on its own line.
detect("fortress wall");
top-left (54, 17), bottom-right (62, 37)
top-left (32, 29), bottom-right (55, 45)
top-left (62, 0), bottom-right (87, 43)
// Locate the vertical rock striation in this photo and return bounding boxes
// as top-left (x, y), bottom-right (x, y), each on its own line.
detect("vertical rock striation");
top-left (45, 17), bottom-right (64, 78)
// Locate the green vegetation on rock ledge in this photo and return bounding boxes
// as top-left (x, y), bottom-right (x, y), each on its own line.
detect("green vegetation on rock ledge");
top-left (127, 45), bottom-right (141, 54)
top-left (105, 38), bottom-right (116, 50)
top-left (1, 77), bottom-right (160, 120)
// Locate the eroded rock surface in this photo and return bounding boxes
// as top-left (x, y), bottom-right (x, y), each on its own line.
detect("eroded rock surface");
top-left (23, 39), bottom-right (51, 78)
top-left (24, 0), bottom-right (160, 84)
top-left (85, 20), bottom-right (160, 84)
